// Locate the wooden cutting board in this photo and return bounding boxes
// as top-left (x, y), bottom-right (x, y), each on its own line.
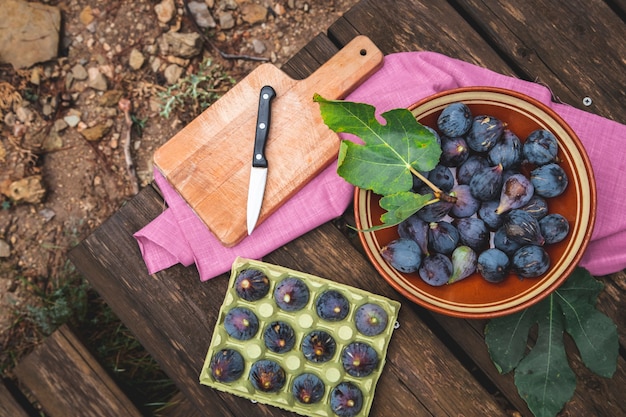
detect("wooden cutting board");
top-left (154, 36), bottom-right (383, 246)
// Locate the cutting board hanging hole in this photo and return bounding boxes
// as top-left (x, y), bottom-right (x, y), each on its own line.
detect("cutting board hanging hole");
top-left (360, 49), bottom-right (367, 56)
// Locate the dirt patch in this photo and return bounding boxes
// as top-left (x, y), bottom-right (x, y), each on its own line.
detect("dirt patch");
top-left (0, 0), bottom-right (357, 370)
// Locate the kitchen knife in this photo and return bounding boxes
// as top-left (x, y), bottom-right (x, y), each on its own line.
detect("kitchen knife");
top-left (247, 85), bottom-right (276, 235)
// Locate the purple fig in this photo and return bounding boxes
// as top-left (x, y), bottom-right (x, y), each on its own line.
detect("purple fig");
top-left (503, 209), bottom-right (545, 246)
top-left (495, 174), bottom-right (534, 214)
top-left (398, 214), bottom-right (429, 256)
top-left (469, 164), bottom-right (504, 201)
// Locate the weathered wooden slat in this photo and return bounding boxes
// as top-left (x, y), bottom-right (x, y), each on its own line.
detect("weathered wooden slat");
top-left (159, 392), bottom-right (203, 417)
top-left (279, 33), bottom-right (339, 79)
top-left (453, 0), bottom-right (626, 124)
top-left (328, 0), bottom-right (514, 74)
top-left (0, 379), bottom-right (30, 417)
top-left (13, 325), bottom-right (142, 417)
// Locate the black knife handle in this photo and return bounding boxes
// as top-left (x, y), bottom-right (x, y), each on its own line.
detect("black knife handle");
top-left (252, 85), bottom-right (276, 168)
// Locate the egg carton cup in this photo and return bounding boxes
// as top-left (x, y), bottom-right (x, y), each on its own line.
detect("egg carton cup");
top-left (200, 257), bottom-right (401, 417)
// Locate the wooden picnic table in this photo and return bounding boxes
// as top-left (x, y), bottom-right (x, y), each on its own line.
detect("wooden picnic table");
top-left (69, 0), bottom-right (626, 416)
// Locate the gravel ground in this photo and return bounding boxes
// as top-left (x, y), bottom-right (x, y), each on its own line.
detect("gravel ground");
top-left (0, 0), bottom-right (358, 376)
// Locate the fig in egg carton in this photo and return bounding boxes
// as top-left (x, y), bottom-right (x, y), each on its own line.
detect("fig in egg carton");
top-left (200, 257), bottom-right (401, 417)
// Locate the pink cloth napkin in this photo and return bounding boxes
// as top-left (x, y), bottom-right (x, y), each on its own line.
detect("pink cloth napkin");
top-left (134, 51), bottom-right (626, 280)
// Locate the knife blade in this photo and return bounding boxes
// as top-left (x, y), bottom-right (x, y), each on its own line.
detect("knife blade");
top-left (247, 85), bottom-right (276, 235)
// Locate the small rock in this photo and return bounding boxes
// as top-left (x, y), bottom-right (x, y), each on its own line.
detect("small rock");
top-left (87, 67), bottom-right (108, 91)
top-left (42, 103), bottom-right (54, 117)
top-left (219, 12), bottom-right (235, 30)
top-left (80, 122), bottom-right (111, 142)
top-left (205, 0), bottom-right (215, 8)
top-left (145, 43), bottom-right (158, 55)
top-left (6, 176), bottom-right (46, 204)
top-left (241, 3), bottom-right (268, 25)
top-left (72, 64), bottom-right (88, 80)
top-left (129, 48), bottom-right (145, 70)
top-left (251, 39), bottom-right (266, 54)
top-left (164, 64), bottom-right (184, 84)
top-left (39, 208), bottom-right (56, 223)
top-left (42, 130), bottom-right (63, 151)
top-left (85, 20), bottom-right (98, 34)
top-left (155, 0), bottom-right (176, 24)
top-left (30, 68), bottom-right (42, 85)
top-left (187, 1), bottom-right (216, 28)
top-left (110, 133), bottom-right (119, 149)
top-left (99, 64), bottom-right (114, 80)
top-left (64, 114), bottom-right (81, 127)
top-left (215, 32), bottom-right (227, 42)
top-left (150, 56), bottom-right (163, 73)
top-left (0, 239), bottom-right (10, 258)
top-left (98, 90), bottom-right (124, 107)
top-left (53, 118), bottom-right (68, 132)
top-left (273, 2), bottom-right (286, 15)
top-left (15, 106), bottom-right (34, 124)
top-left (0, 0), bottom-right (61, 68)
top-left (159, 32), bottom-right (203, 59)
top-left (79, 5), bottom-right (95, 25)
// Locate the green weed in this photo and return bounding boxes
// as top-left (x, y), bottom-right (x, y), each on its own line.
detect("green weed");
top-left (158, 58), bottom-right (235, 119)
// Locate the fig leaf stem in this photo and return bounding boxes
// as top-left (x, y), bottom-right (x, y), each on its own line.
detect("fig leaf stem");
top-left (409, 166), bottom-right (457, 203)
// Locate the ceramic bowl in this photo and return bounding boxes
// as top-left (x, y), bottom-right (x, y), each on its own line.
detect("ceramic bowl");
top-left (354, 87), bottom-right (596, 318)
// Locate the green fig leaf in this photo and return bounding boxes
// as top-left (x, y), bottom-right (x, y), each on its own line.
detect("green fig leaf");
top-left (555, 268), bottom-right (618, 378)
top-left (379, 192), bottom-right (434, 226)
top-left (485, 302), bottom-right (539, 374)
top-left (315, 94), bottom-right (441, 196)
top-left (485, 267), bottom-right (619, 417)
top-left (514, 296), bottom-right (576, 417)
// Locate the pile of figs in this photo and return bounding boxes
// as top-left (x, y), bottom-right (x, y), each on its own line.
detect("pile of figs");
top-left (201, 259), bottom-right (400, 417)
top-left (381, 102), bottom-right (570, 285)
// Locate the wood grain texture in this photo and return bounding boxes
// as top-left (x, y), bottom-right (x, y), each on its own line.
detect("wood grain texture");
top-left (13, 325), bottom-right (142, 417)
top-left (154, 35), bottom-right (383, 247)
top-left (452, 0), bottom-right (626, 124)
top-left (0, 380), bottom-right (30, 417)
top-left (160, 392), bottom-right (203, 417)
top-left (69, 185), bottom-right (507, 416)
top-left (328, 0), bottom-right (514, 74)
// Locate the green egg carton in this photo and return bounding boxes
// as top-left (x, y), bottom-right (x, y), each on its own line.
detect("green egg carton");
top-left (200, 257), bottom-right (401, 417)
